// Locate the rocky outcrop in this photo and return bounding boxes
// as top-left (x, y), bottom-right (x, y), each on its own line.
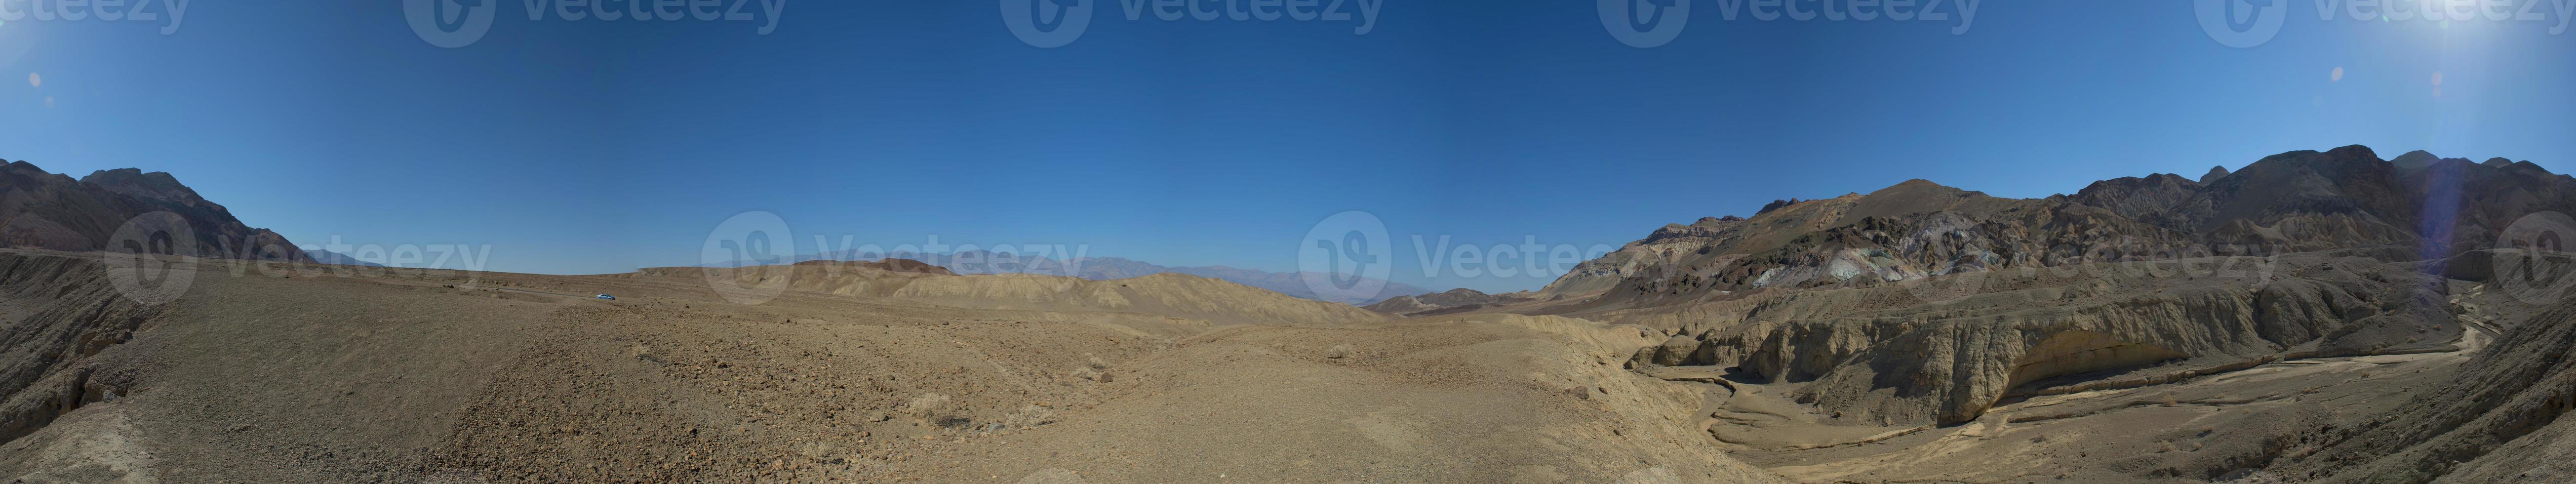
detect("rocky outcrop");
top-left (2072, 173), bottom-right (2206, 223)
top-left (0, 252), bottom-right (166, 444)
top-left (1758, 199), bottom-right (1811, 215)
top-left (1611, 253), bottom-right (2452, 426)
top-left (2003, 330), bottom-right (2191, 392)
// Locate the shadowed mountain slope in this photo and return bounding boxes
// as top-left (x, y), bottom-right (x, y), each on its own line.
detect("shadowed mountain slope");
top-left (0, 161), bottom-right (306, 262)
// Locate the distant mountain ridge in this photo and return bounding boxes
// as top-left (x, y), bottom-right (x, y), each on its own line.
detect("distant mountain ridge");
top-left (0, 161), bottom-right (307, 262)
top-left (799, 249), bottom-right (1433, 305)
top-left (1363, 288), bottom-right (1544, 317)
top-left (305, 248), bottom-right (389, 267)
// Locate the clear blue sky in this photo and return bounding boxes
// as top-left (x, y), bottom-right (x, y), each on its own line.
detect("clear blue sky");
top-left (2, 1), bottom-right (2570, 292)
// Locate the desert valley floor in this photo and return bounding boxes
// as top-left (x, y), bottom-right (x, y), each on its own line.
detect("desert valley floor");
top-left (0, 245), bottom-right (2570, 484)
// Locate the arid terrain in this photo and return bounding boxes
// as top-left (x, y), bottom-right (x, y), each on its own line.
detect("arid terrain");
top-left (1, 146), bottom-right (2574, 483)
top-left (0, 251), bottom-right (1782, 483)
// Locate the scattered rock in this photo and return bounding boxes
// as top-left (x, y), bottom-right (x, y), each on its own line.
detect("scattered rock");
top-left (1323, 345), bottom-right (1354, 359)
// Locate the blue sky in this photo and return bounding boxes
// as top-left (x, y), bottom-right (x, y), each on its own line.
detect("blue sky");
top-left (1, 1), bottom-right (2571, 293)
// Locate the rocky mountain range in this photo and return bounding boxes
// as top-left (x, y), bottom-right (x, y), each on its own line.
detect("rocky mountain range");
top-left (0, 161), bottom-right (307, 262)
top-left (1366, 146), bottom-right (2576, 416)
top-left (1456, 145), bottom-right (2572, 314)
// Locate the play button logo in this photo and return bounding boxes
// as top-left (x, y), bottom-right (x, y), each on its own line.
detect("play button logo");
top-left (404, 0), bottom-right (498, 48)
top-left (1599, 0), bottom-right (1690, 48)
top-left (1002, 0), bottom-right (1095, 48)
top-left (2194, 0), bottom-right (2286, 48)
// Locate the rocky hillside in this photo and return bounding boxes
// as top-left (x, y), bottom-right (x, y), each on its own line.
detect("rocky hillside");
top-left (0, 161), bottom-right (307, 262)
top-left (1535, 146), bottom-right (2571, 313)
top-left (0, 252), bottom-right (166, 444)
top-left (2263, 264), bottom-right (2576, 484)
top-left (1641, 252), bottom-right (2458, 426)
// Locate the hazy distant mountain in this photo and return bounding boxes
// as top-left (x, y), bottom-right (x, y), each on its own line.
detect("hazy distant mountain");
top-left (1152, 265), bottom-right (1436, 306)
top-left (803, 249), bottom-right (1433, 305)
top-left (304, 248), bottom-right (388, 267)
